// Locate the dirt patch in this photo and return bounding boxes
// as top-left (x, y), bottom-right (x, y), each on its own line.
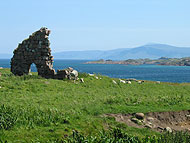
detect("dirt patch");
top-left (105, 110), bottom-right (190, 132)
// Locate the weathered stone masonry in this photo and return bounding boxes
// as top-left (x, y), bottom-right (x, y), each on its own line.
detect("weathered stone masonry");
top-left (11, 27), bottom-right (55, 78)
top-left (11, 27), bottom-right (79, 80)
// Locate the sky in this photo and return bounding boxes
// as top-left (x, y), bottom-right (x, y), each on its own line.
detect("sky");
top-left (0, 0), bottom-right (190, 53)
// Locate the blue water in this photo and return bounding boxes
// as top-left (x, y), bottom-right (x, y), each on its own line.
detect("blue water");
top-left (1, 59), bottom-right (190, 83)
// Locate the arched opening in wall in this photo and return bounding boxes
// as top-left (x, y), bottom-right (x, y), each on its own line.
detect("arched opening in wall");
top-left (30, 63), bottom-right (38, 74)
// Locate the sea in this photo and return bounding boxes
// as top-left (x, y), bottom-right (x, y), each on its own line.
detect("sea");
top-left (1, 59), bottom-right (190, 83)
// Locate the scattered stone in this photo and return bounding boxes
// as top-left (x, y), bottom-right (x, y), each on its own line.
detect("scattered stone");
top-left (138, 80), bottom-right (144, 84)
top-left (141, 119), bottom-right (146, 124)
top-left (144, 124), bottom-right (152, 129)
top-left (120, 115), bottom-right (124, 120)
top-left (157, 126), bottom-right (164, 130)
top-left (164, 127), bottom-right (172, 133)
top-left (135, 113), bottom-right (144, 120)
top-left (131, 118), bottom-right (139, 124)
top-left (186, 128), bottom-right (190, 132)
top-left (119, 79), bottom-right (126, 83)
top-left (185, 114), bottom-right (190, 118)
top-left (175, 123), bottom-right (179, 125)
top-left (70, 70), bottom-right (78, 80)
top-left (126, 81), bottom-right (131, 84)
top-left (126, 78), bottom-right (137, 82)
top-left (138, 81), bottom-right (142, 84)
top-left (156, 81), bottom-right (161, 84)
top-left (95, 76), bottom-right (99, 79)
top-left (0, 86), bottom-right (1, 89)
top-left (147, 117), bottom-right (154, 122)
top-left (56, 69), bottom-right (69, 79)
top-left (56, 67), bottom-right (78, 80)
top-left (80, 78), bottom-right (84, 83)
top-left (147, 122), bottom-right (152, 125)
top-left (112, 80), bottom-right (117, 84)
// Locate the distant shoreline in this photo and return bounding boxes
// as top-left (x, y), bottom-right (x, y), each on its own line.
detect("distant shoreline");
top-left (85, 57), bottom-right (190, 66)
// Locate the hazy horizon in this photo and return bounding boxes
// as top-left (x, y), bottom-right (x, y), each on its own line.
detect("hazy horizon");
top-left (2, 43), bottom-right (190, 60)
top-left (0, 0), bottom-right (190, 54)
top-left (1, 43), bottom-right (190, 55)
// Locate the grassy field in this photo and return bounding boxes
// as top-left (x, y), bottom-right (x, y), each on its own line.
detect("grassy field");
top-left (0, 68), bottom-right (190, 142)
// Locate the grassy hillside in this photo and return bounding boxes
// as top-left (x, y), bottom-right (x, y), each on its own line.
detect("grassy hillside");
top-left (0, 68), bottom-right (190, 142)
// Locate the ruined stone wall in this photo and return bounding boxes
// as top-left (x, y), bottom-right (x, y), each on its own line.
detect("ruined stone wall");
top-left (11, 27), bottom-right (55, 78)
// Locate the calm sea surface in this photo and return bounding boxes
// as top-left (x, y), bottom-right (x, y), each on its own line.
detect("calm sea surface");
top-left (1, 59), bottom-right (190, 83)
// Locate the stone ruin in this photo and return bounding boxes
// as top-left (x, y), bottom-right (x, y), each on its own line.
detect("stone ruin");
top-left (11, 27), bottom-right (78, 79)
top-left (11, 27), bottom-right (55, 78)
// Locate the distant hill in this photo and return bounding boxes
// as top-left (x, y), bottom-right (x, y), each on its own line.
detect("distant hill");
top-left (1, 44), bottom-right (190, 60)
top-left (53, 44), bottom-right (190, 60)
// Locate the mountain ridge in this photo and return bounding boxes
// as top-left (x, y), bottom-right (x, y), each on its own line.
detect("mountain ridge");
top-left (1, 44), bottom-right (190, 60)
top-left (53, 44), bottom-right (190, 60)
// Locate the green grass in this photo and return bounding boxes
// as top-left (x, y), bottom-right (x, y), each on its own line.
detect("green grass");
top-left (62, 128), bottom-right (190, 143)
top-left (0, 68), bottom-right (190, 142)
